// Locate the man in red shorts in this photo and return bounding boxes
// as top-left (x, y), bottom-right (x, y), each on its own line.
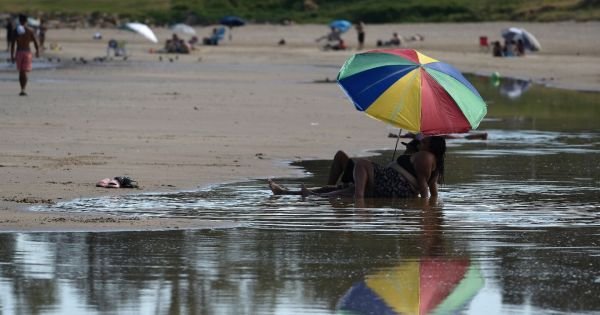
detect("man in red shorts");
top-left (10, 14), bottom-right (39, 96)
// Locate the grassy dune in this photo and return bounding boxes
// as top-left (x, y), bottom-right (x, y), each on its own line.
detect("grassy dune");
top-left (1, 0), bottom-right (598, 23)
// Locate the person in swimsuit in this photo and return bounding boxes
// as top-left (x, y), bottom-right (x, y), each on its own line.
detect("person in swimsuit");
top-left (268, 139), bottom-right (422, 197)
top-left (10, 14), bottom-right (40, 96)
top-left (353, 136), bottom-right (446, 199)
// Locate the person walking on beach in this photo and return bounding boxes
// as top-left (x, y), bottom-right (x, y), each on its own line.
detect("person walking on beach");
top-left (5, 17), bottom-right (15, 52)
top-left (38, 18), bottom-right (47, 50)
top-left (10, 14), bottom-right (39, 96)
top-left (355, 21), bottom-right (365, 50)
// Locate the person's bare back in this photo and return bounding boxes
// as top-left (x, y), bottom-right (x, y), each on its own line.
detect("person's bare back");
top-left (14, 26), bottom-right (37, 52)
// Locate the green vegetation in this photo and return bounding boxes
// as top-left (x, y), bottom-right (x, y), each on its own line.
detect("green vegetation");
top-left (1, 0), bottom-right (598, 24)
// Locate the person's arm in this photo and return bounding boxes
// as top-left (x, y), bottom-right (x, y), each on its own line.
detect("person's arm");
top-left (413, 152), bottom-right (434, 198)
top-left (427, 174), bottom-right (439, 197)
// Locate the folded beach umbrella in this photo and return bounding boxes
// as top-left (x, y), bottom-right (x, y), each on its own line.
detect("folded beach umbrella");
top-left (501, 27), bottom-right (541, 51)
top-left (337, 49), bottom-right (487, 135)
top-left (122, 22), bottom-right (158, 43)
top-left (337, 258), bottom-right (484, 315)
top-left (330, 19), bottom-right (352, 33)
top-left (171, 23), bottom-right (196, 36)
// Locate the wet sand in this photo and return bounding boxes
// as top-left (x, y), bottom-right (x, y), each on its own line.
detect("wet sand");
top-left (0, 22), bottom-right (599, 232)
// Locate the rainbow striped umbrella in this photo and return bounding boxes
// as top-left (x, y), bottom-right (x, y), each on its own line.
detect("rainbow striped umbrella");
top-left (337, 49), bottom-right (487, 135)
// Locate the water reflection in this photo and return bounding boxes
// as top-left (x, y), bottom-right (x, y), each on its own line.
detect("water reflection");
top-left (498, 77), bottom-right (531, 100)
top-left (4, 197), bottom-right (599, 314)
top-left (337, 198), bottom-right (485, 315)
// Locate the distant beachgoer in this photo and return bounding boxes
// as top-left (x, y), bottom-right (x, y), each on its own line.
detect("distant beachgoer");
top-left (203, 27), bottom-right (225, 46)
top-left (503, 39), bottom-right (515, 57)
top-left (355, 21), bottom-right (365, 50)
top-left (316, 26), bottom-right (343, 50)
top-left (492, 41), bottom-right (503, 57)
top-left (5, 17), bottom-right (16, 52)
top-left (10, 14), bottom-right (40, 96)
top-left (38, 18), bottom-right (47, 50)
top-left (377, 32), bottom-right (401, 47)
top-left (188, 36), bottom-right (199, 49)
top-left (106, 39), bottom-right (124, 56)
top-left (516, 39), bottom-right (525, 56)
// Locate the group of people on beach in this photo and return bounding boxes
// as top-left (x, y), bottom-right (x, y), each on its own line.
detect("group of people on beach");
top-left (5, 14), bottom-right (40, 96)
top-left (315, 21), bottom-right (424, 51)
top-left (163, 33), bottom-right (191, 54)
top-left (269, 135), bottom-right (447, 201)
top-left (492, 39), bottom-right (526, 57)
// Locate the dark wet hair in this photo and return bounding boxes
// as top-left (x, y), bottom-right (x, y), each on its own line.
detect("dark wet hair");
top-left (402, 139), bottom-right (420, 154)
top-left (428, 136), bottom-right (446, 184)
top-left (18, 14), bottom-right (27, 24)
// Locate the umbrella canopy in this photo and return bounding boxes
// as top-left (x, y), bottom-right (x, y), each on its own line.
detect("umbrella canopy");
top-left (220, 16), bottom-right (246, 27)
top-left (330, 19), bottom-right (352, 33)
top-left (171, 23), bottom-right (196, 36)
top-left (337, 258), bottom-right (484, 315)
top-left (337, 49), bottom-right (487, 135)
top-left (122, 22), bottom-right (158, 43)
top-left (501, 27), bottom-right (541, 52)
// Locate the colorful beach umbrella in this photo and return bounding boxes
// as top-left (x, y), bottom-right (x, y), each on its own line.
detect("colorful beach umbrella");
top-left (337, 49), bottom-right (487, 135)
top-left (330, 20), bottom-right (352, 33)
top-left (337, 258), bottom-right (484, 315)
top-left (122, 22), bottom-right (158, 43)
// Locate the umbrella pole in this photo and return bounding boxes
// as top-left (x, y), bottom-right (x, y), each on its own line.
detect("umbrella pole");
top-left (391, 129), bottom-right (402, 162)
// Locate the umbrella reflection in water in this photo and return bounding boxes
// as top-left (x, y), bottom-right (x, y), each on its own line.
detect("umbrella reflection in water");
top-left (337, 199), bottom-right (484, 315)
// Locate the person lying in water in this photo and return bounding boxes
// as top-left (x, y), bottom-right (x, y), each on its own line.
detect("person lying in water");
top-left (268, 137), bottom-right (429, 197)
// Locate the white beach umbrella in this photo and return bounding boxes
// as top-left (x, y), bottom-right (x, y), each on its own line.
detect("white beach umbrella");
top-left (171, 23), bottom-right (196, 36)
top-left (123, 22), bottom-right (159, 43)
top-left (501, 27), bottom-right (541, 51)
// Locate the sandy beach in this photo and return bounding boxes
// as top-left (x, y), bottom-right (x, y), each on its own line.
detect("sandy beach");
top-left (1, 21), bottom-right (599, 232)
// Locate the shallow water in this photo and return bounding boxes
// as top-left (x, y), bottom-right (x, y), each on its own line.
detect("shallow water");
top-left (2, 73), bottom-right (600, 314)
